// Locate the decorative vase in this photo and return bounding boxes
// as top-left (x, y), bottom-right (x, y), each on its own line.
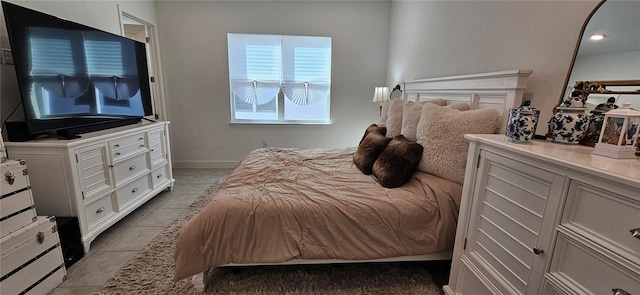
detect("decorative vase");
top-left (506, 104), bottom-right (540, 143)
top-left (549, 107), bottom-right (589, 144)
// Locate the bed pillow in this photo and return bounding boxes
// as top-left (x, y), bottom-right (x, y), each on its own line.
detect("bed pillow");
top-left (447, 102), bottom-right (470, 111)
top-left (416, 104), bottom-right (500, 184)
top-left (359, 124), bottom-right (387, 145)
top-left (400, 101), bottom-right (425, 142)
top-left (420, 98), bottom-right (446, 106)
top-left (385, 99), bottom-right (405, 138)
top-left (372, 135), bottom-right (424, 188)
top-left (353, 130), bottom-right (392, 175)
top-left (401, 99), bottom-right (452, 141)
top-left (378, 100), bottom-right (392, 127)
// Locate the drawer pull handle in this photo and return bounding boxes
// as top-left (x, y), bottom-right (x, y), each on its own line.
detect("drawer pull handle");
top-left (132, 187), bottom-right (139, 193)
top-left (157, 174), bottom-right (163, 178)
top-left (630, 228), bottom-right (640, 239)
top-left (532, 247), bottom-right (544, 255)
top-left (140, 144), bottom-right (145, 148)
top-left (4, 171), bottom-right (15, 185)
top-left (114, 144), bottom-right (120, 148)
top-left (612, 288), bottom-right (631, 295)
top-left (151, 149), bottom-right (155, 152)
top-left (36, 232), bottom-right (45, 244)
top-left (96, 207), bottom-right (105, 214)
top-left (129, 166), bottom-right (136, 171)
top-left (139, 137), bottom-right (144, 141)
top-left (115, 152), bottom-right (121, 156)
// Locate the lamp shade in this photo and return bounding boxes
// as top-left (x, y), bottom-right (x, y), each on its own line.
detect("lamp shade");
top-left (372, 86), bottom-right (390, 103)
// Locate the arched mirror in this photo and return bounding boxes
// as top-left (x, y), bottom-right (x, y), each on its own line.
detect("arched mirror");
top-left (558, 0), bottom-right (640, 111)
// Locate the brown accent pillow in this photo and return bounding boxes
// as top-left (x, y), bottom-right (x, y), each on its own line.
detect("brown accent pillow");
top-left (353, 131), bottom-right (392, 175)
top-left (372, 135), bottom-right (424, 188)
top-left (359, 124), bottom-right (387, 145)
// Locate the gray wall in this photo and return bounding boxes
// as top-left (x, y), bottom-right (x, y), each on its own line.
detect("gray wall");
top-left (154, 1), bottom-right (390, 168)
top-left (387, 0), bottom-right (600, 135)
top-left (1, 0), bottom-right (605, 167)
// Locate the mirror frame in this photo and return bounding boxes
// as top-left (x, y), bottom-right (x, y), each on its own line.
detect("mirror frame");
top-left (556, 0), bottom-right (607, 110)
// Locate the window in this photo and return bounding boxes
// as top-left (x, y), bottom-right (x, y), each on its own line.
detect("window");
top-left (228, 33), bottom-right (332, 123)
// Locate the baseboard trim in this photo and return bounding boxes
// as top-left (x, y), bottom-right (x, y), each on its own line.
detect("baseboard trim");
top-left (172, 160), bottom-right (239, 169)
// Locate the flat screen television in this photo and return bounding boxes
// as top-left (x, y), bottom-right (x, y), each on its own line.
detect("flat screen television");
top-left (2, 1), bottom-right (153, 140)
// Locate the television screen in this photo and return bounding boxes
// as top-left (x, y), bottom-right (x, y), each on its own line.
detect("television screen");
top-left (2, 1), bottom-right (153, 138)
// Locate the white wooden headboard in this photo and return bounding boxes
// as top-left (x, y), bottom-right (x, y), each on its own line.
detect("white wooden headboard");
top-left (402, 70), bottom-right (532, 133)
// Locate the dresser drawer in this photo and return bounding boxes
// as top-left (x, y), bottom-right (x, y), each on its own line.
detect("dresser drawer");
top-left (84, 194), bottom-right (116, 230)
top-left (561, 181), bottom-right (640, 262)
top-left (116, 175), bottom-right (151, 209)
top-left (151, 166), bottom-right (168, 189)
top-left (1, 160), bottom-right (29, 196)
top-left (548, 234), bottom-right (640, 295)
top-left (112, 153), bottom-right (149, 186)
top-left (110, 133), bottom-right (147, 162)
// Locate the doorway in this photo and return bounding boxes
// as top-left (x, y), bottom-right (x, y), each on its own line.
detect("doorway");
top-left (119, 10), bottom-right (167, 121)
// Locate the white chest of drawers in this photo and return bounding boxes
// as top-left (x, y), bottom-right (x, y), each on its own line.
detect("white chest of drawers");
top-left (5, 121), bottom-right (174, 252)
top-left (444, 134), bottom-right (640, 295)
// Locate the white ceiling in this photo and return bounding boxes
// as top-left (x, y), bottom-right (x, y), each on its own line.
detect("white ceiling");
top-left (577, 0), bottom-right (640, 57)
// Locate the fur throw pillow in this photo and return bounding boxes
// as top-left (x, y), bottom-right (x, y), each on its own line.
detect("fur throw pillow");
top-left (416, 104), bottom-right (499, 184)
top-left (359, 124), bottom-right (387, 145)
top-left (372, 135), bottom-right (423, 188)
top-left (353, 130), bottom-right (392, 175)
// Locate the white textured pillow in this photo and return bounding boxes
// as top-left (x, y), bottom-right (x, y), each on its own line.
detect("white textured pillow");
top-left (378, 100), bottom-right (392, 127)
top-left (400, 101), bottom-right (423, 141)
top-left (401, 101), bottom-right (441, 141)
top-left (447, 102), bottom-right (470, 111)
top-left (419, 98), bottom-right (446, 106)
top-left (416, 104), bottom-right (500, 184)
top-left (385, 99), bottom-right (405, 138)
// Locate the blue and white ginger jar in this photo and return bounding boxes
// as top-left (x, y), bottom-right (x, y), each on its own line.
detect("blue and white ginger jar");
top-left (506, 105), bottom-right (540, 143)
top-left (549, 107), bottom-right (589, 144)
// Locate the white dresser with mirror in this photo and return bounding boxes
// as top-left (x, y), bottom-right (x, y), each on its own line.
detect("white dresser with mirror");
top-left (444, 134), bottom-right (640, 295)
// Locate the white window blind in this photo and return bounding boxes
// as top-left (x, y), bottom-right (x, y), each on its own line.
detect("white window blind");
top-left (227, 33), bottom-right (331, 123)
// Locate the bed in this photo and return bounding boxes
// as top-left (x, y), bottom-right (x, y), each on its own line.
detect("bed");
top-left (174, 70), bottom-right (532, 290)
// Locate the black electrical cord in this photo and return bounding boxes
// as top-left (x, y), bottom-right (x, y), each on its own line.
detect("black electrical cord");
top-left (2, 100), bottom-right (23, 130)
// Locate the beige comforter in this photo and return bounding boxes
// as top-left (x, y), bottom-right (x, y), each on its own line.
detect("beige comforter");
top-left (174, 147), bottom-right (462, 281)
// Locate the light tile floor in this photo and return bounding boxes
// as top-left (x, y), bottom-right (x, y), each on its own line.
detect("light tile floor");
top-left (48, 168), bottom-right (233, 295)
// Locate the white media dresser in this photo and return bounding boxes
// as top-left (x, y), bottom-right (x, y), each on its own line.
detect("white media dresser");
top-left (5, 121), bottom-right (174, 252)
top-left (445, 134), bottom-right (640, 295)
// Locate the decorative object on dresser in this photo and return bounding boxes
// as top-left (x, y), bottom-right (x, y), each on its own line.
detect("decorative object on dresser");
top-left (580, 96), bottom-right (618, 147)
top-left (505, 100), bottom-right (541, 144)
top-left (592, 103), bottom-right (640, 159)
top-left (548, 90), bottom-right (589, 144)
top-left (4, 121), bottom-right (174, 253)
top-left (372, 86), bottom-right (390, 115)
top-left (1, 159), bottom-right (66, 295)
top-left (444, 134), bottom-right (640, 295)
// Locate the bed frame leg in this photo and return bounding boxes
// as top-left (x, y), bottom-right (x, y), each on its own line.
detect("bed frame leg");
top-left (191, 270), bottom-right (206, 292)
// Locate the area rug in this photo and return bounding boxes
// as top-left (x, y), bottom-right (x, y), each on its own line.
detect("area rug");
top-left (96, 178), bottom-right (445, 295)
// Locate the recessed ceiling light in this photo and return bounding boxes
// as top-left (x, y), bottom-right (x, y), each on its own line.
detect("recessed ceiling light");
top-left (590, 34), bottom-right (605, 41)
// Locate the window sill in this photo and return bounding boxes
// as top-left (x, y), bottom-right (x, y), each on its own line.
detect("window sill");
top-left (229, 121), bottom-right (332, 125)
